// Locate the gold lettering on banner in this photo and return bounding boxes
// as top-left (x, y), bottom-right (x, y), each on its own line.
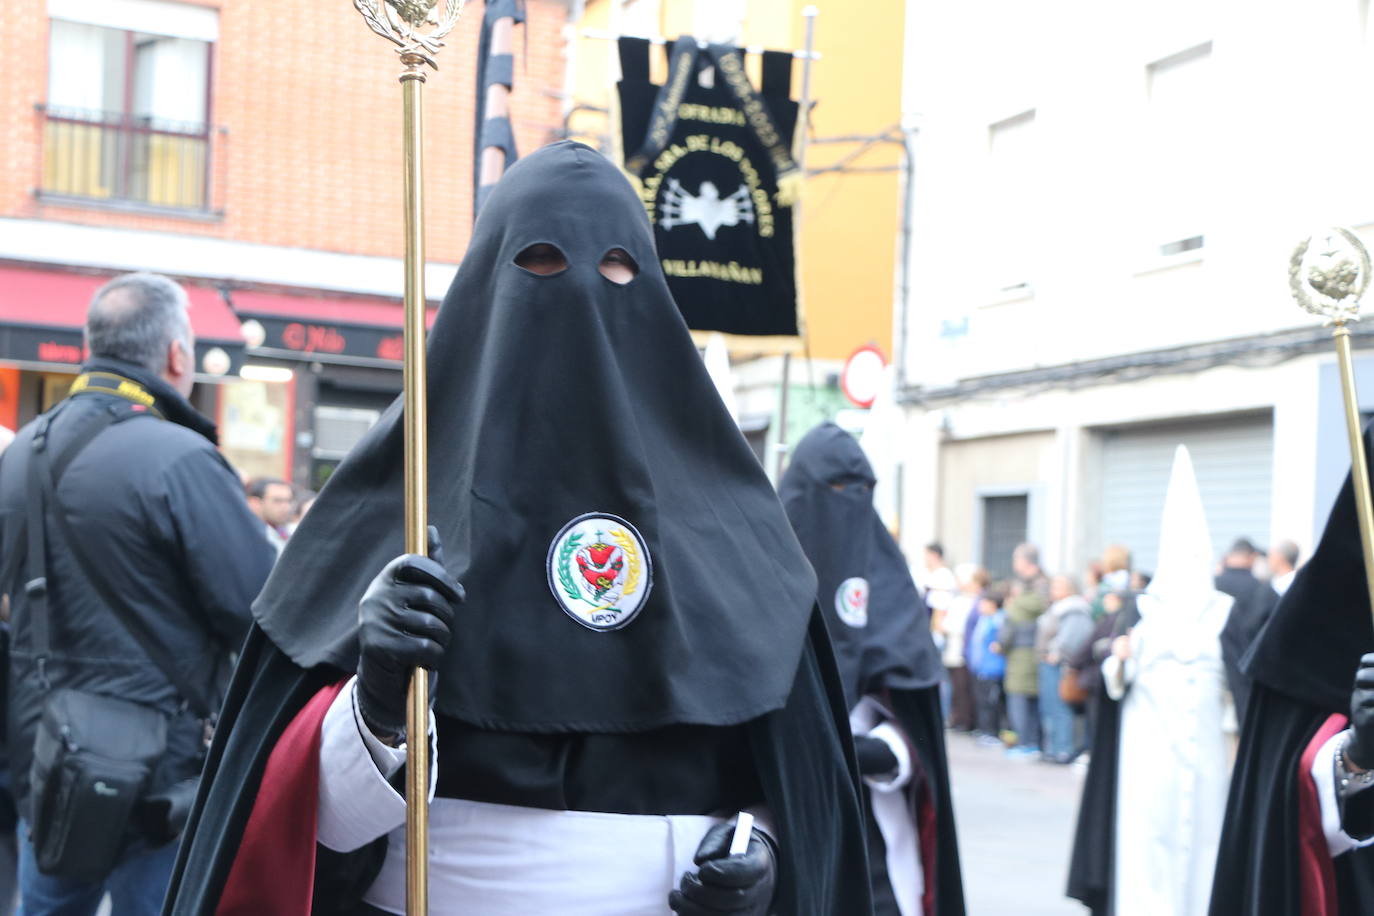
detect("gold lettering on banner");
top-left (712, 50), bottom-right (797, 180)
top-left (629, 48), bottom-right (697, 175)
top-left (677, 104), bottom-right (747, 126)
top-left (661, 259), bottom-right (764, 285)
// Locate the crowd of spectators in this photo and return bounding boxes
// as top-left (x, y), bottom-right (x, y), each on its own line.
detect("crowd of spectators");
top-left (924, 541), bottom-right (1150, 764)
top-left (922, 534), bottom-right (1300, 766)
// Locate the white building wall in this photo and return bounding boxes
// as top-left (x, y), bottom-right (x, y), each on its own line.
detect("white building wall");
top-left (896, 0), bottom-right (1374, 573)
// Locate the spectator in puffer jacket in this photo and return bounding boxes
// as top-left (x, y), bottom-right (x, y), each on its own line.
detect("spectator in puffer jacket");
top-left (968, 589), bottom-right (1008, 744)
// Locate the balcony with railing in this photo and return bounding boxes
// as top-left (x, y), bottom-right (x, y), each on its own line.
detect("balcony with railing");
top-left (38, 105), bottom-right (219, 215)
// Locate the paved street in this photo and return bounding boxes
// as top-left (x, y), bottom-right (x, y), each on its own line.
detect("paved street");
top-left (945, 732), bottom-right (1089, 916)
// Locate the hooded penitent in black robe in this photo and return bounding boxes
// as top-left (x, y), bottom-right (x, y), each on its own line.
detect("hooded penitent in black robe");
top-left (163, 141), bottom-right (872, 915)
top-left (779, 423), bottom-right (964, 916)
top-left (1209, 426), bottom-right (1374, 916)
top-left (1216, 566), bottom-right (1274, 727)
top-left (1066, 596), bottom-right (1139, 915)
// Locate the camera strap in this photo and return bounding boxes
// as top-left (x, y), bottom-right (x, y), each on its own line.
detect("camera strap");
top-left (25, 401), bottom-right (214, 719)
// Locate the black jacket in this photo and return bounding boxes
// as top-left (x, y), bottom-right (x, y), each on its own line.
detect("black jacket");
top-left (1216, 566), bottom-right (1273, 725)
top-left (0, 360), bottom-right (274, 815)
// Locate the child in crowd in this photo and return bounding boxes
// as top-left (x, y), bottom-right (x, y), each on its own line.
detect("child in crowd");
top-left (967, 589), bottom-right (1007, 747)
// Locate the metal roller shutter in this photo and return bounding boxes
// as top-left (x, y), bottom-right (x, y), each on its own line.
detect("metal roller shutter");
top-left (1099, 413), bottom-right (1273, 574)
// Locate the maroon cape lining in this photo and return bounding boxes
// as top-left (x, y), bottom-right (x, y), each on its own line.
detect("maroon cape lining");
top-left (1297, 712), bottom-right (1347, 916)
top-left (217, 681), bottom-right (346, 916)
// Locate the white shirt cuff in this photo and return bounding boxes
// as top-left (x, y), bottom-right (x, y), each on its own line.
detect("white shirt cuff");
top-left (863, 722), bottom-right (914, 793)
top-left (1313, 729), bottom-right (1374, 857)
top-left (1102, 655), bottom-right (1134, 702)
top-left (317, 676), bottom-right (438, 853)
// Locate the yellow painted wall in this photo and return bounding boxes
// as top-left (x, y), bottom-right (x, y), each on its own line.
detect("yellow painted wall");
top-left (796, 0), bottom-right (904, 361)
top-left (572, 0), bottom-right (905, 362)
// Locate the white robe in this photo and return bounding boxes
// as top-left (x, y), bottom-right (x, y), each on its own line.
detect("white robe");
top-left (1103, 591), bottom-right (1232, 916)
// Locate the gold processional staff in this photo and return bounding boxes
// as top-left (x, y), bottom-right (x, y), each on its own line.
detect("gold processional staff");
top-left (1290, 228), bottom-right (1374, 623)
top-left (351, 1), bottom-right (468, 912)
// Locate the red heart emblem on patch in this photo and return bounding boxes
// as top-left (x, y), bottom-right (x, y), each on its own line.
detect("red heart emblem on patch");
top-left (576, 543), bottom-right (624, 596)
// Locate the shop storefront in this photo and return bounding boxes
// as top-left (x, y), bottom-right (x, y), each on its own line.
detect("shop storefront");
top-left (225, 288), bottom-right (435, 490)
top-left (0, 262), bottom-right (245, 429)
top-left (0, 261), bottom-right (430, 491)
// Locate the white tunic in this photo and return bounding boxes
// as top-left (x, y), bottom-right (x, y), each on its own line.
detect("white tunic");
top-left (1103, 592), bottom-right (1231, 916)
top-left (316, 679), bottom-right (744, 914)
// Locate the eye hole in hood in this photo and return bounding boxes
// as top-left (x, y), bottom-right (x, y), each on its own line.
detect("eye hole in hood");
top-left (514, 243), bottom-right (569, 276)
top-left (599, 247), bottom-right (639, 285)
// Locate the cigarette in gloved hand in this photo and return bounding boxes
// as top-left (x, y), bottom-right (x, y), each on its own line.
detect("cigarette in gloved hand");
top-left (729, 811), bottom-right (754, 856)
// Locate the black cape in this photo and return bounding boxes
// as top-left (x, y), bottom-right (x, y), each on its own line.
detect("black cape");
top-left (780, 423), bottom-right (964, 916)
top-left (1066, 597), bottom-right (1139, 916)
top-left (1210, 426), bottom-right (1374, 915)
top-left (164, 142), bottom-right (872, 914)
top-left (165, 616), bottom-right (873, 915)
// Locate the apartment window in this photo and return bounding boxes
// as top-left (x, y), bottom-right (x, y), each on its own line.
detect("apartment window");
top-left (1144, 43), bottom-right (1213, 257)
top-left (42, 0), bottom-right (216, 212)
top-left (986, 109), bottom-right (1038, 294)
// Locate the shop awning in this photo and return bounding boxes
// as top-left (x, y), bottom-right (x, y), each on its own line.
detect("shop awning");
top-left (231, 290), bottom-right (438, 364)
top-left (0, 264), bottom-right (246, 374)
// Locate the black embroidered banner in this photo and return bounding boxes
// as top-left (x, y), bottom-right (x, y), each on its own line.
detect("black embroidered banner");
top-left (618, 38), bottom-right (801, 347)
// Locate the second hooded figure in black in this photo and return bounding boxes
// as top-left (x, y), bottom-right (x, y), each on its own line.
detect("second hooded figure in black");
top-left (162, 141), bottom-right (872, 915)
top-left (780, 423), bottom-right (966, 916)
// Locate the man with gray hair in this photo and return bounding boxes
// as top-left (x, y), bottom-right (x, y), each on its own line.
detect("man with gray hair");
top-left (0, 272), bottom-right (273, 914)
top-left (1267, 539), bottom-right (1301, 597)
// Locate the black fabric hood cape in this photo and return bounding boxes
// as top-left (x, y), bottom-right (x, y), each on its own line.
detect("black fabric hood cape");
top-left (1066, 597), bottom-right (1137, 916)
top-left (254, 140), bottom-right (817, 733)
top-left (778, 422), bottom-right (943, 707)
top-left (164, 141), bottom-right (874, 915)
top-left (780, 423), bottom-right (965, 916)
top-left (1210, 425), bottom-right (1374, 915)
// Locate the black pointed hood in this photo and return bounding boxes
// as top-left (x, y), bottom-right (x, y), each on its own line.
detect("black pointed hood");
top-left (1244, 424), bottom-right (1374, 711)
top-left (779, 422), bottom-right (942, 707)
top-left (253, 141), bottom-right (818, 732)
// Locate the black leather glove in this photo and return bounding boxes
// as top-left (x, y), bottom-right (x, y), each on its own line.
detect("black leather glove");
top-left (668, 819), bottom-right (776, 916)
top-left (1349, 653), bottom-right (1374, 770)
top-left (356, 527), bottom-right (464, 743)
top-left (854, 733), bottom-right (900, 777)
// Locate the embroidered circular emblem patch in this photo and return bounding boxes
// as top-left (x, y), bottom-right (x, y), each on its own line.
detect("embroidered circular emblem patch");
top-left (547, 513), bottom-right (653, 632)
top-left (835, 577), bottom-right (870, 628)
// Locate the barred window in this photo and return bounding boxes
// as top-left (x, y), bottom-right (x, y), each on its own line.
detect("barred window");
top-left (43, 0), bottom-right (216, 211)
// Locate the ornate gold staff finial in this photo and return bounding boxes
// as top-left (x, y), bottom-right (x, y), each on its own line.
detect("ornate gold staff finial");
top-left (1291, 228), bottom-right (1374, 627)
top-left (352, 1), bottom-right (467, 913)
top-left (1290, 227), bottom-right (1371, 324)
top-left (355, 0), bottom-right (465, 67)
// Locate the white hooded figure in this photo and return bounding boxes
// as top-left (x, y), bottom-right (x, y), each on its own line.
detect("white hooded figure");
top-left (1103, 445), bottom-right (1233, 916)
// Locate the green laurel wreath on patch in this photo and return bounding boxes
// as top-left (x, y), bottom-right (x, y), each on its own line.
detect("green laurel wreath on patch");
top-left (557, 532), bottom-right (584, 604)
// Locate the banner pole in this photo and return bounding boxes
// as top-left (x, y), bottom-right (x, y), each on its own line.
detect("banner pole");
top-left (774, 5), bottom-right (818, 481)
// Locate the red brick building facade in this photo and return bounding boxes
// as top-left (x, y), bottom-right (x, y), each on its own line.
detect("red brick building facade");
top-left (0, 0), bottom-right (570, 486)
